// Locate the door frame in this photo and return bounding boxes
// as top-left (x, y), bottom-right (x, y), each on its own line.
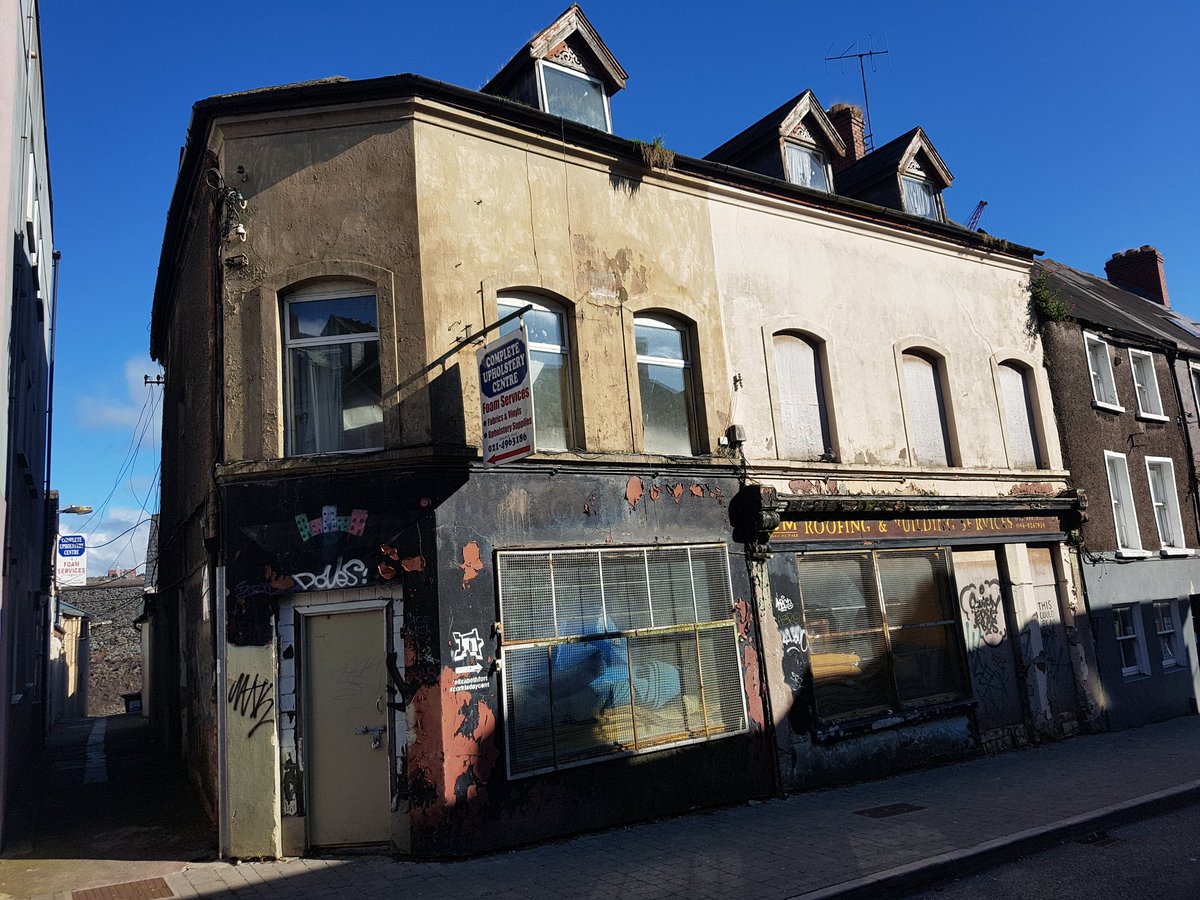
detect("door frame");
top-left (295, 597), bottom-right (393, 849)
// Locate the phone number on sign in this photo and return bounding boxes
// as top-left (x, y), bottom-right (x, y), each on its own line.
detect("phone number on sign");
top-left (488, 434), bottom-right (530, 452)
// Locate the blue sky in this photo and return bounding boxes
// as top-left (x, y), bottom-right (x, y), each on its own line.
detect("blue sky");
top-left (40, 1), bottom-right (1200, 574)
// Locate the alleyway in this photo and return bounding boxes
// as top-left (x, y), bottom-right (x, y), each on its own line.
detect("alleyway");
top-left (0, 714), bottom-right (212, 898)
top-left (3, 713), bottom-right (1200, 898)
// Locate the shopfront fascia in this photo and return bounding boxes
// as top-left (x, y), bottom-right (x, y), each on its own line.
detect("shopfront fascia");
top-left (735, 488), bottom-right (1096, 790)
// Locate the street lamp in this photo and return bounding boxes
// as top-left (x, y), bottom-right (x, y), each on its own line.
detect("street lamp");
top-left (60, 505), bottom-right (92, 515)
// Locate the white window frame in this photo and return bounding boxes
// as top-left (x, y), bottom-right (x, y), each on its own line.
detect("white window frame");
top-left (535, 59), bottom-right (612, 133)
top-left (1128, 349), bottom-right (1168, 420)
top-left (635, 314), bottom-right (697, 456)
top-left (1114, 605), bottom-right (1149, 677)
top-left (1144, 456), bottom-right (1190, 555)
top-left (282, 281), bottom-right (383, 457)
top-left (900, 175), bottom-right (943, 222)
top-left (1153, 601), bottom-right (1181, 669)
top-left (783, 141), bottom-right (832, 192)
top-left (1104, 451), bottom-right (1148, 557)
top-left (498, 294), bottom-right (575, 451)
top-left (1189, 363), bottom-right (1200, 420)
top-left (1084, 333), bottom-right (1122, 412)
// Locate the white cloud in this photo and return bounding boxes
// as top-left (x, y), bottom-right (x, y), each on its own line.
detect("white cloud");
top-left (76, 356), bottom-right (163, 432)
top-left (80, 516), bottom-right (154, 578)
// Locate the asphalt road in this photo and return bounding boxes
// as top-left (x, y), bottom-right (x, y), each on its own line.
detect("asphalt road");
top-left (908, 800), bottom-right (1200, 899)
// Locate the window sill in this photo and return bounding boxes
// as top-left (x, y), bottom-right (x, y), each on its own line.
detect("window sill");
top-left (1115, 549), bottom-right (1153, 559)
top-left (1121, 670), bottom-right (1151, 681)
top-left (1136, 412), bottom-right (1170, 423)
top-left (1162, 663), bottom-right (1188, 674)
top-left (813, 697), bottom-right (975, 743)
top-left (1092, 400), bottom-right (1125, 414)
top-left (1160, 547), bottom-right (1194, 558)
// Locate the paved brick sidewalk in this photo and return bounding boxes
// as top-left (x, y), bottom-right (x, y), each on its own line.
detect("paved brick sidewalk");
top-left (145, 716), bottom-right (1200, 900)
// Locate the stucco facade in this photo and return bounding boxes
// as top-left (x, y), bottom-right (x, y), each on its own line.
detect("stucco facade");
top-left (149, 11), bottom-right (1099, 860)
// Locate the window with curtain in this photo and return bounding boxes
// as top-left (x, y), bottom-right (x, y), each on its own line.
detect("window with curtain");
top-left (497, 544), bottom-right (747, 776)
top-left (1128, 349), bottom-right (1166, 418)
top-left (902, 351), bottom-right (952, 466)
top-left (997, 362), bottom-right (1041, 469)
top-left (1104, 451), bottom-right (1142, 553)
top-left (784, 142), bottom-right (831, 192)
top-left (498, 295), bottom-right (574, 450)
top-left (283, 283), bottom-right (382, 455)
top-left (1084, 333), bottom-right (1121, 409)
top-left (773, 332), bottom-right (831, 460)
top-left (1145, 457), bottom-right (1186, 551)
top-left (796, 549), bottom-right (966, 724)
top-left (901, 176), bottom-right (941, 221)
top-left (635, 314), bottom-right (696, 456)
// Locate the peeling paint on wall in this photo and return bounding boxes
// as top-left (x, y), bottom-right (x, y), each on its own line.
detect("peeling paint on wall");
top-left (459, 541), bottom-right (484, 588)
top-left (625, 476), bottom-right (643, 508)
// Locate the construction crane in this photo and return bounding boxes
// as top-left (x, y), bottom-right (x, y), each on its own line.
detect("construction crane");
top-left (965, 200), bottom-right (988, 232)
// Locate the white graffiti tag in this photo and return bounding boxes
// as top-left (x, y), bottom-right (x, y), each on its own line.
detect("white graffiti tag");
top-left (779, 624), bottom-right (809, 653)
top-left (291, 558), bottom-right (368, 592)
top-left (774, 594), bottom-right (794, 612)
top-left (451, 628), bottom-right (486, 665)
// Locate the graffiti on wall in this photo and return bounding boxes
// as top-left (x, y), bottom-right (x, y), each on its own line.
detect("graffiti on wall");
top-left (959, 578), bottom-right (1006, 647)
top-left (291, 557), bottom-right (369, 592)
top-left (228, 671), bottom-right (275, 738)
top-left (295, 506), bottom-right (368, 541)
top-left (771, 591), bottom-right (813, 732)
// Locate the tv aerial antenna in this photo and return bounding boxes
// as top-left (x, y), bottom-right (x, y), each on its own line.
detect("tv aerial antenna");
top-left (825, 38), bottom-right (891, 152)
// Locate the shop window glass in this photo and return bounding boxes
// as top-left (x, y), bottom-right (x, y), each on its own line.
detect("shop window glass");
top-left (498, 544), bottom-right (746, 776)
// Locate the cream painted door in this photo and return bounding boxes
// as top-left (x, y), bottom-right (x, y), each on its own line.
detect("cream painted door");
top-left (304, 609), bottom-right (390, 846)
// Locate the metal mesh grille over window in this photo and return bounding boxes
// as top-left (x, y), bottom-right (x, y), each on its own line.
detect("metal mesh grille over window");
top-left (498, 544), bottom-right (747, 777)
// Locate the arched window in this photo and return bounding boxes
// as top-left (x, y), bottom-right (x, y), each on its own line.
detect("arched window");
top-left (902, 351), bottom-right (952, 466)
top-left (634, 314), bottom-right (696, 455)
top-left (997, 362), bottom-right (1042, 469)
top-left (773, 332), bottom-right (831, 459)
top-left (497, 294), bottom-right (574, 450)
top-left (282, 280), bottom-right (382, 455)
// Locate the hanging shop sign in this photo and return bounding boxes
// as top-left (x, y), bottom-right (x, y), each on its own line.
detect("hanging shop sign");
top-left (477, 326), bottom-right (535, 466)
top-left (56, 533), bottom-right (88, 586)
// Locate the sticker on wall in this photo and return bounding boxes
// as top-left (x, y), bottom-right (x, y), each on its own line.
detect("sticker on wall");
top-left (449, 627), bottom-right (490, 693)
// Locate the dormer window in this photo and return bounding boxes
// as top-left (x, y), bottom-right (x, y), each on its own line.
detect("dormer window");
top-left (902, 175), bottom-right (941, 221)
top-left (482, 6), bottom-right (627, 137)
top-left (537, 59), bottom-right (611, 132)
top-left (785, 142), bottom-right (831, 192)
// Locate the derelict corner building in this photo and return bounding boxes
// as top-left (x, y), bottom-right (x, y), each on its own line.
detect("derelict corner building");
top-left (146, 4), bottom-right (1099, 859)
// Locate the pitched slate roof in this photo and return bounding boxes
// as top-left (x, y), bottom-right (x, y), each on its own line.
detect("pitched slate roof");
top-left (835, 126), bottom-right (953, 197)
top-left (704, 89), bottom-right (845, 164)
top-left (1036, 258), bottom-right (1200, 354)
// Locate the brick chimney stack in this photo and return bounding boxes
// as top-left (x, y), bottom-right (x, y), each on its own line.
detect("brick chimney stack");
top-left (1104, 246), bottom-right (1170, 307)
top-left (827, 103), bottom-right (866, 174)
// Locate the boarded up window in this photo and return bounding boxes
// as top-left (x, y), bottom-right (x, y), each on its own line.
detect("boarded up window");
top-left (903, 352), bottom-right (951, 466)
top-left (773, 333), bottom-right (830, 460)
top-left (998, 363), bottom-right (1041, 469)
top-left (498, 544), bottom-right (747, 777)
